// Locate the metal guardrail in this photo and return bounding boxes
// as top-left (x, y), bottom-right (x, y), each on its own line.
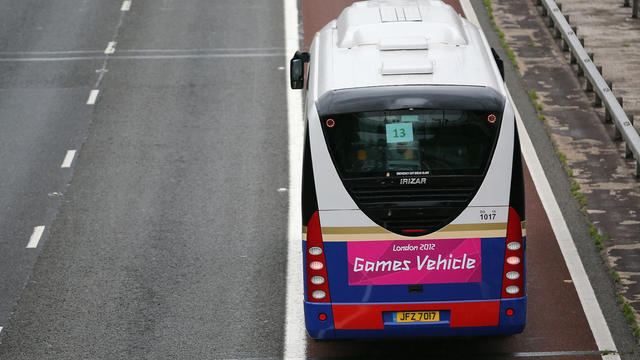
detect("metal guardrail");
top-left (539, 0), bottom-right (640, 178)
top-left (623, 0), bottom-right (639, 18)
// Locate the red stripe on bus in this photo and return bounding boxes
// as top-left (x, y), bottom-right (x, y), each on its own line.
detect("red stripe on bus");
top-left (332, 301), bottom-right (500, 329)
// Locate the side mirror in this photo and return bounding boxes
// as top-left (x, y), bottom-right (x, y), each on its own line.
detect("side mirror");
top-left (491, 47), bottom-right (505, 81)
top-left (290, 51), bottom-right (310, 89)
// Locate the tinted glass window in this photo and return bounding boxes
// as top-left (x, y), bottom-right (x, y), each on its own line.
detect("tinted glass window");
top-left (321, 109), bottom-right (501, 177)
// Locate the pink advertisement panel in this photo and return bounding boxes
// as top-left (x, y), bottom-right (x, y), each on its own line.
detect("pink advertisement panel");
top-left (347, 238), bottom-right (482, 286)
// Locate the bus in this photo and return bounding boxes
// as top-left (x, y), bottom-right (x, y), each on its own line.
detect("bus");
top-left (290, 0), bottom-right (526, 339)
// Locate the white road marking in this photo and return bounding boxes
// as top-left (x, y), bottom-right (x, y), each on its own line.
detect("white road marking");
top-left (61, 150), bottom-right (77, 168)
top-left (86, 89), bottom-right (99, 105)
top-left (283, 0), bottom-right (306, 358)
top-left (0, 47), bottom-right (285, 56)
top-left (512, 92), bottom-right (620, 360)
top-left (459, 1), bottom-right (620, 359)
top-left (26, 226), bottom-right (45, 249)
top-left (509, 350), bottom-right (605, 357)
top-left (104, 41), bottom-right (117, 55)
top-left (0, 53), bottom-right (285, 62)
top-left (284, 1), bottom-right (619, 358)
top-left (121, 0), bottom-right (131, 11)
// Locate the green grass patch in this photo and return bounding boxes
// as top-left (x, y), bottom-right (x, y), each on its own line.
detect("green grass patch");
top-left (621, 300), bottom-right (640, 337)
top-left (588, 222), bottom-right (607, 251)
top-left (527, 88), bottom-right (545, 112)
top-left (611, 270), bottom-right (621, 283)
top-left (557, 151), bottom-right (567, 166)
top-left (484, 0), bottom-right (519, 70)
top-left (570, 181), bottom-right (580, 193)
top-left (623, 43), bottom-right (631, 47)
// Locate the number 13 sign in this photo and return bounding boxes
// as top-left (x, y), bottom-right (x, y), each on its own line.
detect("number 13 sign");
top-left (386, 122), bottom-right (414, 143)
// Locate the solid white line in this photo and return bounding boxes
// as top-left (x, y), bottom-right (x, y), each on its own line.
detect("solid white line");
top-left (459, 1), bottom-right (620, 359)
top-left (86, 89), bottom-right (99, 105)
top-left (104, 41), bottom-right (117, 55)
top-left (283, 0), bottom-right (306, 358)
top-left (283, 1), bottom-right (618, 357)
top-left (121, 0), bottom-right (131, 11)
top-left (61, 150), bottom-right (77, 168)
top-left (511, 91), bottom-right (620, 360)
top-left (26, 226), bottom-right (45, 249)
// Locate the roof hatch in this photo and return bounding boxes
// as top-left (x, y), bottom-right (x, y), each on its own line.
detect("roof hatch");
top-left (379, 4), bottom-right (422, 22)
top-left (335, 0), bottom-right (468, 49)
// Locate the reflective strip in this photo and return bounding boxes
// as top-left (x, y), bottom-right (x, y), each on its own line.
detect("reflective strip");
top-left (319, 223), bottom-right (507, 242)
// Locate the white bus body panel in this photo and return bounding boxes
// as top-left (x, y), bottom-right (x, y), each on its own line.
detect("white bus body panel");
top-left (306, 0), bottom-right (514, 230)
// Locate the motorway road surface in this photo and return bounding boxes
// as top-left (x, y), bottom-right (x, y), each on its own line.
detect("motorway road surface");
top-left (0, 0), bottom-right (636, 359)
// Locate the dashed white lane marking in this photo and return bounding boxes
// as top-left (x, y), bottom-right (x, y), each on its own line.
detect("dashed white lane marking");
top-left (121, 0), bottom-right (131, 11)
top-left (104, 41), bottom-right (117, 55)
top-left (283, 0), bottom-right (306, 358)
top-left (61, 150), bottom-right (77, 168)
top-left (86, 89), bottom-right (99, 105)
top-left (459, 1), bottom-right (620, 359)
top-left (26, 226), bottom-right (45, 249)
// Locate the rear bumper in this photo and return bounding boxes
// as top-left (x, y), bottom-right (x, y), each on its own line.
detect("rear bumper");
top-left (304, 297), bottom-right (526, 339)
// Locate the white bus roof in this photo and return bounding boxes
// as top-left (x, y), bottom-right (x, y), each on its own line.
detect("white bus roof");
top-left (309, 0), bottom-right (505, 97)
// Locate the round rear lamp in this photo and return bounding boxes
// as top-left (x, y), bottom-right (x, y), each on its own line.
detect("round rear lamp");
top-left (505, 285), bottom-right (520, 295)
top-left (506, 308), bottom-right (515, 316)
top-left (506, 271), bottom-right (520, 280)
top-left (507, 242), bottom-right (521, 251)
top-left (311, 276), bottom-right (325, 285)
top-left (312, 290), bottom-right (326, 300)
top-left (506, 256), bottom-right (521, 265)
top-left (309, 261), bottom-right (324, 270)
top-left (309, 246), bottom-right (323, 256)
top-left (318, 313), bottom-right (327, 321)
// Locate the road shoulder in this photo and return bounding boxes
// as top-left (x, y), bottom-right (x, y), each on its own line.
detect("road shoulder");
top-left (471, 0), bottom-right (640, 357)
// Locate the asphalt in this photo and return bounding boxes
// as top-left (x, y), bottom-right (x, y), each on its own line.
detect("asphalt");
top-left (0, 0), bottom-right (637, 359)
top-left (300, 0), bottom-right (637, 358)
top-left (516, 0), bottom-right (640, 319)
top-left (0, 0), bottom-right (288, 358)
top-left (473, 0), bottom-right (640, 357)
top-left (0, 0), bottom-right (108, 330)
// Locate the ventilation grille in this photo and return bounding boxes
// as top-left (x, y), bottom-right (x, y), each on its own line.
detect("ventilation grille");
top-left (343, 176), bottom-right (481, 236)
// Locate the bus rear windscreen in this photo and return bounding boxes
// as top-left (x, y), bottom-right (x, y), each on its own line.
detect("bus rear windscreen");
top-left (321, 109), bottom-right (501, 177)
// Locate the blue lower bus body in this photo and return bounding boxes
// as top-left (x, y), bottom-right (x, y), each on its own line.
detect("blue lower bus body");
top-left (304, 297), bottom-right (526, 339)
top-left (302, 237), bottom-right (526, 339)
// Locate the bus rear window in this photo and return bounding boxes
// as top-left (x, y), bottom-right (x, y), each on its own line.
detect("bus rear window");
top-left (321, 109), bottom-right (501, 177)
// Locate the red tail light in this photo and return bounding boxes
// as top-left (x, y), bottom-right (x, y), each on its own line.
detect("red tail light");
top-left (502, 207), bottom-right (524, 298)
top-left (306, 211), bottom-right (331, 302)
top-left (401, 229), bottom-right (426, 234)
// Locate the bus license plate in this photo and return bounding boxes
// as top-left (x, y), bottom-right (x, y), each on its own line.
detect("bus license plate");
top-left (395, 311), bottom-right (440, 323)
